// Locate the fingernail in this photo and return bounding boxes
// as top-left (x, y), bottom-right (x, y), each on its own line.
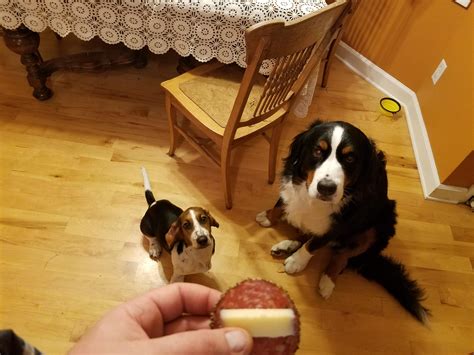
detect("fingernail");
top-left (225, 330), bottom-right (248, 353)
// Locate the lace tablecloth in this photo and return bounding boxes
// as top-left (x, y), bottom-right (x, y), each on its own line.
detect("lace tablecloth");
top-left (0, 0), bottom-right (326, 70)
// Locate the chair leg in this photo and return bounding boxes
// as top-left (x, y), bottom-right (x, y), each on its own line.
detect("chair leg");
top-left (321, 29), bottom-right (343, 88)
top-left (221, 144), bottom-right (233, 209)
top-left (268, 123), bottom-right (284, 184)
top-left (165, 93), bottom-right (178, 156)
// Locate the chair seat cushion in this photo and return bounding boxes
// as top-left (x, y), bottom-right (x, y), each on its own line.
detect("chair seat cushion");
top-left (178, 64), bottom-right (267, 128)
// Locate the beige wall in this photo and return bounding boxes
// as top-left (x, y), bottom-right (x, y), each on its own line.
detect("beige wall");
top-left (342, 0), bottom-right (473, 187)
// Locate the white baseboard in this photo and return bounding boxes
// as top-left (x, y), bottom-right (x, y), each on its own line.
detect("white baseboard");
top-left (335, 42), bottom-right (471, 204)
top-left (429, 184), bottom-right (474, 204)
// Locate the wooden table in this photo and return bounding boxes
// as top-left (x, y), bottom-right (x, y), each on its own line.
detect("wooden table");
top-left (1, 0), bottom-right (328, 100)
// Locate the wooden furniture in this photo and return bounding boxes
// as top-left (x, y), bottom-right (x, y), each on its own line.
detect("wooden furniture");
top-left (321, 0), bottom-right (360, 88)
top-left (0, 1), bottom-right (329, 100)
top-left (2, 25), bottom-right (147, 100)
top-left (161, 0), bottom-right (348, 209)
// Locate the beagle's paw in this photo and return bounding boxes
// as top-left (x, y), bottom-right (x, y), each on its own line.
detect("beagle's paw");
top-left (149, 243), bottom-right (162, 260)
top-left (256, 210), bottom-right (272, 227)
top-left (318, 273), bottom-right (335, 300)
top-left (271, 240), bottom-right (302, 257)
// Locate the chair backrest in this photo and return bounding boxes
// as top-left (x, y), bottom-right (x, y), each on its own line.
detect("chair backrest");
top-left (225, 0), bottom-right (347, 137)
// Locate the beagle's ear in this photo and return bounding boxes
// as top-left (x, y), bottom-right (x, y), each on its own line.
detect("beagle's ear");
top-left (207, 211), bottom-right (219, 228)
top-left (165, 221), bottom-right (182, 250)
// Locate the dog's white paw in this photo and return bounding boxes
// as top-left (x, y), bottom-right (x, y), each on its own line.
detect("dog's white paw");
top-left (256, 210), bottom-right (272, 227)
top-left (318, 273), bottom-right (335, 300)
top-left (284, 252), bottom-right (310, 274)
top-left (149, 243), bottom-right (162, 260)
top-left (271, 240), bottom-right (302, 257)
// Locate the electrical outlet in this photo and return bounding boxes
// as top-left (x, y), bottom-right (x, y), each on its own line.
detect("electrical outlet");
top-left (432, 59), bottom-right (447, 85)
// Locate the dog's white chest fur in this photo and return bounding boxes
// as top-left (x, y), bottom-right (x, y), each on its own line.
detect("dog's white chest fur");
top-left (280, 179), bottom-right (336, 235)
top-left (171, 244), bottom-right (213, 276)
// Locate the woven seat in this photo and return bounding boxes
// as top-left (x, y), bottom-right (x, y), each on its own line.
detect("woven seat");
top-left (179, 65), bottom-right (268, 128)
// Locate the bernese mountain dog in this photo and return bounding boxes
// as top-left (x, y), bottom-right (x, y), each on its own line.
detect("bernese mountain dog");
top-left (256, 120), bottom-right (429, 324)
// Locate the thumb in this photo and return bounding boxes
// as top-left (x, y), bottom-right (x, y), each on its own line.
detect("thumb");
top-left (147, 327), bottom-right (253, 355)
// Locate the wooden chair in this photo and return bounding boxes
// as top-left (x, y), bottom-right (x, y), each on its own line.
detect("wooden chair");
top-left (161, 0), bottom-right (347, 209)
top-left (321, 0), bottom-right (360, 87)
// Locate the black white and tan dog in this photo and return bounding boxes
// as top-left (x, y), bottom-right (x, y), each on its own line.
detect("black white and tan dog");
top-left (140, 167), bottom-right (219, 283)
top-left (256, 120), bottom-right (429, 324)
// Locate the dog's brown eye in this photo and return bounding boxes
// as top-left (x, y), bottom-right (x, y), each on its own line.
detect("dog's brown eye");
top-left (200, 215), bottom-right (208, 223)
top-left (345, 154), bottom-right (355, 163)
top-left (314, 148), bottom-right (323, 158)
top-left (182, 221), bottom-right (191, 230)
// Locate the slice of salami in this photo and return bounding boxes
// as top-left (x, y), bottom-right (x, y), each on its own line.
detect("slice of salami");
top-left (211, 279), bottom-right (300, 355)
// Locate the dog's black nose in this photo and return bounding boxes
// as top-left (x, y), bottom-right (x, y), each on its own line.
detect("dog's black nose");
top-left (317, 178), bottom-right (337, 196)
top-left (197, 235), bottom-right (208, 246)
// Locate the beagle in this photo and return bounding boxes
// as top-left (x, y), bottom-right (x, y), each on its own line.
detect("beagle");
top-left (139, 167), bottom-right (219, 283)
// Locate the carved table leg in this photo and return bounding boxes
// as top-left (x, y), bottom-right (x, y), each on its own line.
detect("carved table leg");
top-left (3, 25), bottom-right (52, 100)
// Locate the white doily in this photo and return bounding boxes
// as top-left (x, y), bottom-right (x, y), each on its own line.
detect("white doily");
top-left (0, 0), bottom-right (327, 72)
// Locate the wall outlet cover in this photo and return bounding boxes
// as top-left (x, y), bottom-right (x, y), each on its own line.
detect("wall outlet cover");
top-left (432, 59), bottom-right (447, 85)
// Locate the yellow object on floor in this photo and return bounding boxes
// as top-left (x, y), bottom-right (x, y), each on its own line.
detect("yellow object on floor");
top-left (379, 97), bottom-right (401, 116)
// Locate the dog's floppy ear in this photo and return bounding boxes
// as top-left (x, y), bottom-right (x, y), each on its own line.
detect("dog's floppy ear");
top-left (283, 120), bottom-right (322, 182)
top-left (165, 221), bottom-right (182, 251)
top-left (207, 211), bottom-right (219, 228)
top-left (209, 215), bottom-right (219, 228)
top-left (361, 139), bottom-right (388, 196)
top-left (140, 216), bottom-right (153, 237)
top-left (284, 130), bottom-right (307, 176)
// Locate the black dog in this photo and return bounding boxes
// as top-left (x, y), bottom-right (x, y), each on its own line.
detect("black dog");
top-left (256, 120), bottom-right (429, 324)
top-left (140, 168), bottom-right (218, 282)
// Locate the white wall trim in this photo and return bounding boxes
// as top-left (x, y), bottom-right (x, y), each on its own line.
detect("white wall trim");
top-left (335, 41), bottom-right (471, 204)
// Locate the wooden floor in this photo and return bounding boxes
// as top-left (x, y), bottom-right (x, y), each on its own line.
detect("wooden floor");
top-left (0, 31), bottom-right (473, 355)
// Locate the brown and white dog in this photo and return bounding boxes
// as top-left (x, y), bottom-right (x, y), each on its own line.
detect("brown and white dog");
top-left (140, 167), bottom-right (219, 283)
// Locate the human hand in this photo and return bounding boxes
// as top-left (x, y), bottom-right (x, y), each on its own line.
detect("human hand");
top-left (69, 283), bottom-right (253, 354)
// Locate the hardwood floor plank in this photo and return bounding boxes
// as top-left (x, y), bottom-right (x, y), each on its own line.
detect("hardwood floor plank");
top-left (451, 225), bottom-right (474, 243)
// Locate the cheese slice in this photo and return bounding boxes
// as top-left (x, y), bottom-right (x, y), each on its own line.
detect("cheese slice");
top-left (219, 308), bottom-right (296, 338)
